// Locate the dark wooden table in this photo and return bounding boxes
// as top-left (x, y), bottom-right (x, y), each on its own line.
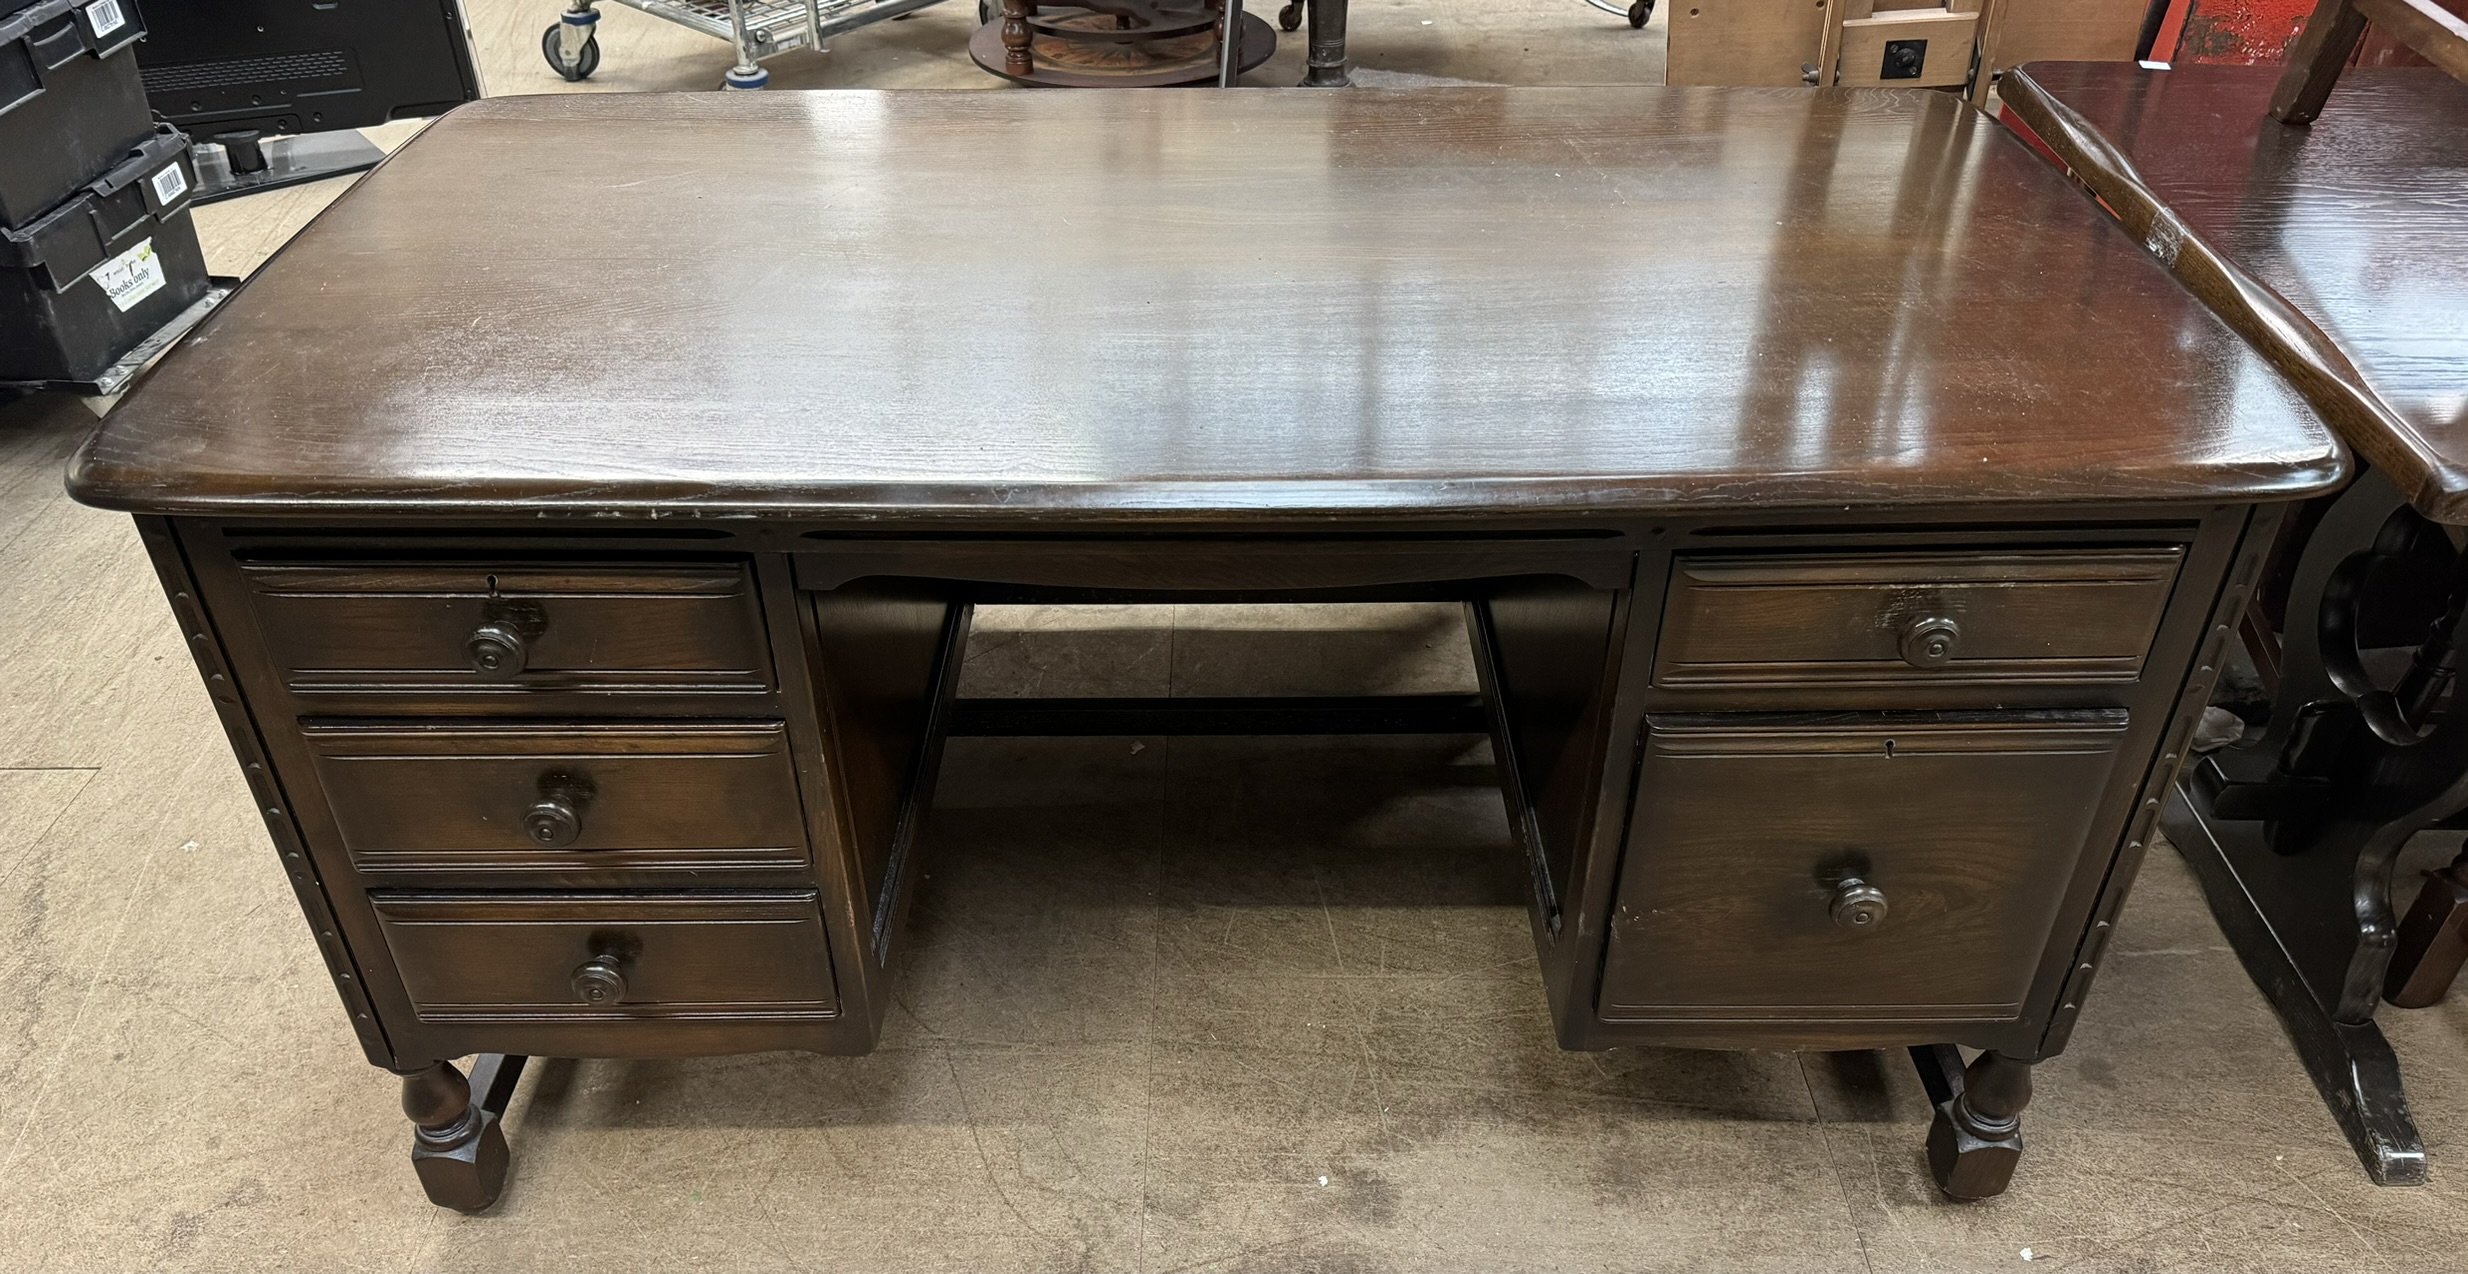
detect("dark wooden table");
top-left (70, 86), bottom-right (2341, 1211)
top-left (2003, 61), bottom-right (2468, 1186)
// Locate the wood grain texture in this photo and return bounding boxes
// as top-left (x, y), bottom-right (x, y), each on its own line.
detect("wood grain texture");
top-left (1973, 0), bottom-right (2143, 86)
top-left (242, 560), bottom-right (774, 695)
top-left (1835, 10), bottom-right (1978, 87)
top-left (372, 891), bottom-right (839, 1022)
top-left (1599, 710), bottom-right (2130, 1026)
top-left (1653, 548), bottom-right (2183, 688)
top-left (2003, 63), bottom-right (2468, 521)
top-left (303, 720), bottom-right (809, 875)
top-left (2357, 0), bottom-right (2468, 82)
top-left (1475, 581), bottom-right (1626, 936)
top-left (806, 583), bottom-right (967, 957)
top-left (68, 87), bottom-right (2340, 521)
top-left (1667, 0), bottom-right (1833, 86)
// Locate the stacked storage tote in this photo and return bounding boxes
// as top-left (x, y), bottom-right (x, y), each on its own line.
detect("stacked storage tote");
top-left (1, 0), bottom-right (209, 383)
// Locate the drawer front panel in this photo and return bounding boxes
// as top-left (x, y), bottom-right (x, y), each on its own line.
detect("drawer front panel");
top-left (1654, 549), bottom-right (2182, 689)
top-left (373, 892), bottom-right (837, 1022)
top-left (1599, 711), bottom-right (2128, 1024)
top-left (306, 722), bottom-right (807, 874)
top-left (243, 562), bottom-right (772, 694)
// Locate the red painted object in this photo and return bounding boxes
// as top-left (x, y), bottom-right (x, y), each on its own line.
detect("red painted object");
top-left (2150, 0), bottom-right (2468, 64)
top-left (2174, 0), bottom-right (2316, 64)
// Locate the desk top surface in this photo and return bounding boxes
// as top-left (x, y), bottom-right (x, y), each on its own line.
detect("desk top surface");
top-left (70, 87), bottom-right (2340, 522)
top-left (2006, 62), bottom-right (2468, 519)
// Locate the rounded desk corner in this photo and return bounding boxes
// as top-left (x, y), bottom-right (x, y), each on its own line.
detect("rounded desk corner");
top-left (60, 448), bottom-right (145, 513)
top-left (2298, 441), bottom-right (2359, 502)
top-left (61, 443), bottom-right (221, 516)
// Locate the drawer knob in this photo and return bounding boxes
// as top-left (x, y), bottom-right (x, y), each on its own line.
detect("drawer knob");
top-left (1831, 877), bottom-right (1889, 930)
top-left (524, 796), bottom-right (583, 848)
top-left (467, 623), bottom-right (529, 677)
top-left (1899, 617), bottom-right (1961, 670)
top-left (571, 955), bottom-right (627, 1006)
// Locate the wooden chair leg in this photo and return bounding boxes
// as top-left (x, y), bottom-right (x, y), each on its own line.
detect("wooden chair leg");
top-left (2387, 854), bottom-right (2468, 1008)
top-left (2271, 0), bottom-right (2372, 124)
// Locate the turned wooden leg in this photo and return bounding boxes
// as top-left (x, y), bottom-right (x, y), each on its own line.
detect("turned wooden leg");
top-left (398, 1059), bottom-right (512, 1212)
top-left (1919, 1048), bottom-right (2033, 1201)
top-left (2387, 853), bottom-right (2468, 1008)
top-left (1000, 0), bottom-right (1033, 78)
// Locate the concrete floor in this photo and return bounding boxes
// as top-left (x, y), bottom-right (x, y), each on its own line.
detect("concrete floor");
top-left (4, 0), bottom-right (2468, 1269)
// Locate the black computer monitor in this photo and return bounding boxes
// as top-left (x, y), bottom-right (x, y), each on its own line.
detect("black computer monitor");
top-left (134, 0), bottom-right (482, 138)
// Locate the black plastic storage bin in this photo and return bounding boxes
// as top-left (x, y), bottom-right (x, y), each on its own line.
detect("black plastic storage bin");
top-left (0, 0), bottom-right (153, 228)
top-left (0, 123), bottom-right (205, 381)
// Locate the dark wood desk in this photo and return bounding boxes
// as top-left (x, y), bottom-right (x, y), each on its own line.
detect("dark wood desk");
top-left (69, 86), bottom-right (2342, 1211)
top-left (2003, 62), bottom-right (2468, 1185)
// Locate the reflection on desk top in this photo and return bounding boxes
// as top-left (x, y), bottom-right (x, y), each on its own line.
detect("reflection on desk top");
top-left (2005, 63), bottom-right (2468, 521)
top-left (69, 87), bottom-right (2341, 521)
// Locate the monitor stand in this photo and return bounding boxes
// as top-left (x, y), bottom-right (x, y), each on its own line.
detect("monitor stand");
top-left (192, 129), bottom-right (389, 204)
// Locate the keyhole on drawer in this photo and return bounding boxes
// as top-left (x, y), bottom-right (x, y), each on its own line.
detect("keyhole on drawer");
top-left (1884, 738), bottom-right (1896, 758)
top-left (472, 598), bottom-right (548, 677)
top-left (1814, 851), bottom-right (1875, 890)
top-left (586, 929), bottom-right (643, 962)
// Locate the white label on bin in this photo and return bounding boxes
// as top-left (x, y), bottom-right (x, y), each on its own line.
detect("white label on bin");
top-left (150, 163), bottom-right (188, 206)
top-left (84, 0), bottom-right (127, 38)
top-left (88, 237), bottom-right (166, 313)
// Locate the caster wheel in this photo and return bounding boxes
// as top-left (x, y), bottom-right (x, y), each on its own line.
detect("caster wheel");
top-left (1278, 2), bottom-right (1303, 31)
top-left (723, 64), bottom-right (770, 90)
top-left (1626, 0), bottom-right (1652, 26)
top-left (540, 23), bottom-right (600, 81)
top-left (979, 0), bottom-right (997, 24)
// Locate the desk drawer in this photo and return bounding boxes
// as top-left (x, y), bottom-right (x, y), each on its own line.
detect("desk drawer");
top-left (242, 562), bottom-right (772, 695)
top-left (1653, 549), bottom-right (2181, 690)
top-left (306, 722), bottom-right (808, 875)
top-left (372, 892), bottom-right (837, 1022)
top-left (1599, 711), bottom-right (2128, 1025)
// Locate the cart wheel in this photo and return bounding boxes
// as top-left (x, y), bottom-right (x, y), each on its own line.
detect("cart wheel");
top-left (1626, 0), bottom-right (1653, 27)
top-left (723, 64), bottom-right (770, 90)
top-left (540, 24), bottom-right (600, 81)
top-left (1278, 2), bottom-right (1303, 30)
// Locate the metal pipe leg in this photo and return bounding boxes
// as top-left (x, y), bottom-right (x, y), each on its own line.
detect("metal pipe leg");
top-left (724, 0), bottom-right (770, 88)
top-left (1218, 0), bottom-right (1245, 85)
top-left (1301, 0), bottom-right (1348, 85)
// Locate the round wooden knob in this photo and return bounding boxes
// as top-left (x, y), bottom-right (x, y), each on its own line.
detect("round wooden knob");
top-left (524, 796), bottom-right (582, 848)
top-left (571, 955), bottom-right (626, 1006)
top-left (466, 623), bottom-right (527, 677)
top-left (1831, 877), bottom-right (1888, 930)
top-left (1899, 617), bottom-right (1961, 670)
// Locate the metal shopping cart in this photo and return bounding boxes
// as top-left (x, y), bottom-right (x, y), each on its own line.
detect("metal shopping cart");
top-left (543, 0), bottom-right (949, 89)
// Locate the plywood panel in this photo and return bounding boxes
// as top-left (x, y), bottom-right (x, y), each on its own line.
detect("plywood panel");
top-left (1985, 0), bottom-right (2145, 71)
top-left (1667, 0), bottom-right (1833, 86)
top-left (1838, 9), bottom-right (1980, 83)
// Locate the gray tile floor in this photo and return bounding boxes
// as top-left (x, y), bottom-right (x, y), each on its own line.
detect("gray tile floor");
top-left (5, 1), bottom-right (2468, 1268)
